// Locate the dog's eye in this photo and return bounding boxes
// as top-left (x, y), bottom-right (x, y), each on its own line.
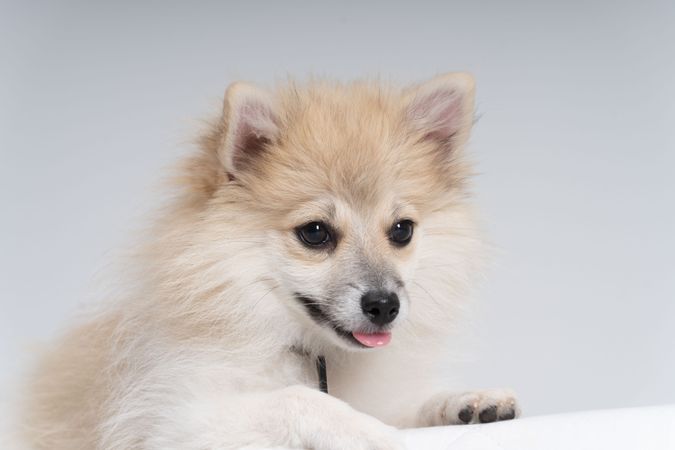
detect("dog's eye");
top-left (389, 220), bottom-right (414, 246)
top-left (297, 221), bottom-right (332, 248)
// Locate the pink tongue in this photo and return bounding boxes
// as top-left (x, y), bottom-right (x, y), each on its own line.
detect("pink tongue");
top-left (352, 331), bottom-right (392, 348)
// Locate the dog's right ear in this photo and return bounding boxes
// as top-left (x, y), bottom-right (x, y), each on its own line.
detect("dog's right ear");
top-left (219, 82), bottom-right (279, 178)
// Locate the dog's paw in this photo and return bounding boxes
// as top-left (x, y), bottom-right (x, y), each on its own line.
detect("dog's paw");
top-left (312, 420), bottom-right (404, 450)
top-left (331, 417), bottom-right (405, 450)
top-left (301, 404), bottom-right (404, 450)
top-left (274, 385), bottom-right (405, 450)
top-left (420, 389), bottom-right (520, 426)
top-left (342, 427), bottom-right (405, 450)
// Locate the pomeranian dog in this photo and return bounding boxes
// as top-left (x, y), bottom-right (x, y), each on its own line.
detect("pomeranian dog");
top-left (21, 73), bottom-right (519, 449)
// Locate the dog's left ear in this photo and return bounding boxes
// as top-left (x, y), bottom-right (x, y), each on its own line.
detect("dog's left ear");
top-left (405, 72), bottom-right (475, 156)
top-left (219, 82), bottom-right (279, 177)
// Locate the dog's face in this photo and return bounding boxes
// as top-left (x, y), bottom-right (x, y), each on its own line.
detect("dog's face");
top-left (276, 192), bottom-right (418, 349)
top-left (206, 75), bottom-right (476, 350)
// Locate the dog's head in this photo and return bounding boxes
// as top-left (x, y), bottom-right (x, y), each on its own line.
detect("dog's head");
top-left (180, 75), bottom-right (481, 351)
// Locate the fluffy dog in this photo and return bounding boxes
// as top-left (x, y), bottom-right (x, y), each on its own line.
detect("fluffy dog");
top-left (21, 74), bottom-right (519, 449)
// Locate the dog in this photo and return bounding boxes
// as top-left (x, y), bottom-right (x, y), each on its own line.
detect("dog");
top-left (21, 73), bottom-right (519, 449)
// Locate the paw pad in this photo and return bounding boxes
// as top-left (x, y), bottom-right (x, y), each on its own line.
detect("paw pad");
top-left (478, 405), bottom-right (498, 423)
top-left (498, 408), bottom-right (516, 421)
top-left (458, 406), bottom-right (474, 424)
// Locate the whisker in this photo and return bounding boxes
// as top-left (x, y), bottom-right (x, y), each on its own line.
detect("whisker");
top-left (251, 284), bottom-right (281, 310)
top-left (412, 280), bottom-right (445, 310)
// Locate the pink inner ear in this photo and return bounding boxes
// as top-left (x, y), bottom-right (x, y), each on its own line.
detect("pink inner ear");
top-left (229, 100), bottom-right (277, 172)
top-left (408, 89), bottom-right (463, 142)
top-left (231, 119), bottom-right (270, 171)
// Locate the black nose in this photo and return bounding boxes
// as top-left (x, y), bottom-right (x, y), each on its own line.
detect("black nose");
top-left (360, 291), bottom-right (400, 326)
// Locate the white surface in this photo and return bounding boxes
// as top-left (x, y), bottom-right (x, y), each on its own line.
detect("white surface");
top-left (2, 1), bottom-right (675, 416)
top-left (402, 405), bottom-right (675, 450)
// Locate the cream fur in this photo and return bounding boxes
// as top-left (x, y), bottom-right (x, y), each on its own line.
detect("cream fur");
top-left (19, 74), bottom-right (518, 450)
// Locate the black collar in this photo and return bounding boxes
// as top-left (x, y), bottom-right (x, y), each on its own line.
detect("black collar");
top-left (315, 355), bottom-right (328, 394)
top-left (290, 346), bottom-right (328, 394)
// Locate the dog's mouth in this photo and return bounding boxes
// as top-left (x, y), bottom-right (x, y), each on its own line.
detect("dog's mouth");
top-left (294, 294), bottom-right (393, 348)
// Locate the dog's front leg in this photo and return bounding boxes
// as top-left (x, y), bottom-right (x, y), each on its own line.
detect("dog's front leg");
top-left (415, 389), bottom-right (520, 426)
top-left (219, 385), bottom-right (404, 450)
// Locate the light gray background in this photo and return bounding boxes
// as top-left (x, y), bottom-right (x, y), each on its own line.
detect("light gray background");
top-left (2, 1), bottom-right (674, 416)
